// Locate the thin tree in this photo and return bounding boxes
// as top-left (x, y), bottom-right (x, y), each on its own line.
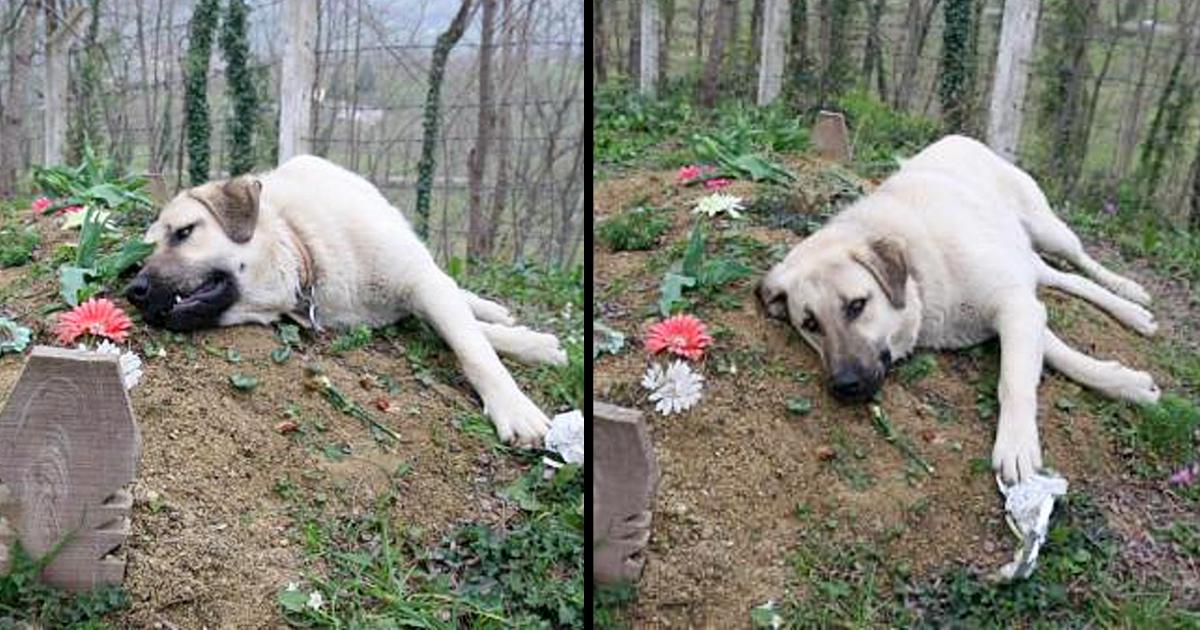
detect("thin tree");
top-left (627, 0), bottom-right (641, 80)
top-left (658, 0), bottom-right (676, 93)
top-left (786, 0), bottom-right (814, 108)
top-left (699, 0), bottom-right (737, 107)
top-left (862, 0), bottom-right (886, 99)
top-left (595, 0), bottom-right (608, 83)
top-left (938, 0), bottom-right (976, 132)
top-left (185, 0), bottom-right (221, 185)
top-left (468, 0), bottom-right (498, 262)
top-left (0, 0), bottom-right (36, 194)
top-left (894, 0), bottom-right (941, 111)
top-left (414, 0), bottom-right (476, 240)
top-left (1189, 135), bottom-right (1200, 230)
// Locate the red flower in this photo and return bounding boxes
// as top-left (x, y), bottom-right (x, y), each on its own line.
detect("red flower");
top-left (57, 205), bottom-right (84, 215)
top-left (645, 314), bottom-right (713, 361)
top-left (30, 197), bottom-right (51, 215)
top-left (677, 165), bottom-right (701, 184)
top-left (55, 298), bottom-right (134, 345)
top-left (704, 178), bottom-right (732, 190)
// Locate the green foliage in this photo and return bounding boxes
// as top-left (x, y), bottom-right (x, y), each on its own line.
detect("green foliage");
top-left (597, 206), bottom-right (670, 251)
top-left (220, 0), bottom-right (257, 175)
top-left (330, 324), bottom-right (373, 354)
top-left (592, 582), bottom-right (637, 629)
top-left (691, 135), bottom-right (795, 185)
top-left (938, 0), bottom-right (978, 132)
top-left (595, 82), bottom-right (696, 166)
top-left (1034, 0), bottom-right (1098, 198)
top-left (658, 222), bottom-right (758, 315)
top-left (0, 224), bottom-right (39, 267)
top-left (0, 541), bottom-right (128, 627)
top-left (897, 352), bottom-right (938, 385)
top-left (185, 0), bottom-right (220, 184)
top-left (1134, 42), bottom-right (1197, 203)
top-left (836, 89), bottom-right (941, 177)
top-left (229, 373), bottom-right (260, 391)
top-left (1119, 395), bottom-right (1200, 473)
top-left (32, 144), bottom-right (153, 217)
top-left (819, 0), bottom-right (860, 104)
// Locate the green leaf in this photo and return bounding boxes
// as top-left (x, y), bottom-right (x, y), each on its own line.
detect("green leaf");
top-left (58, 265), bottom-right (94, 307)
top-left (658, 273), bottom-right (696, 316)
top-left (277, 588), bottom-right (308, 613)
top-left (270, 346), bottom-right (292, 364)
top-left (698, 258), bottom-right (754, 288)
top-left (786, 397), bottom-right (813, 416)
top-left (229, 374), bottom-right (259, 391)
top-left (276, 323), bottom-right (301, 347)
top-left (592, 320), bottom-right (626, 358)
top-left (681, 222), bottom-right (706, 278)
top-left (95, 239), bottom-right (153, 281)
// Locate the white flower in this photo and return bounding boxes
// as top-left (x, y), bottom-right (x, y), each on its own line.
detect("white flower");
top-left (307, 590), bottom-right (324, 610)
top-left (646, 360), bottom-right (704, 415)
top-left (285, 582), bottom-right (299, 592)
top-left (692, 193), bottom-right (745, 219)
top-left (80, 340), bottom-right (143, 390)
top-left (642, 363), bottom-right (666, 390)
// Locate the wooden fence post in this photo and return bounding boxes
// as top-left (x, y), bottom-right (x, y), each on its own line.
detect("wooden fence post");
top-left (639, 0), bottom-right (660, 97)
top-left (0, 347), bottom-right (140, 591)
top-left (757, 0), bottom-right (788, 106)
top-left (985, 0), bottom-right (1040, 163)
top-left (279, 0), bottom-right (318, 160)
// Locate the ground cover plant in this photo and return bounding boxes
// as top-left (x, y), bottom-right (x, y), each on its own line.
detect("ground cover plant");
top-left (0, 155), bottom-right (583, 627)
top-left (593, 83), bottom-right (1200, 627)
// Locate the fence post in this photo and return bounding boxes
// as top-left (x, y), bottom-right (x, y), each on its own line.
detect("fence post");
top-left (639, 0), bottom-right (659, 96)
top-left (757, 0), bottom-right (787, 106)
top-left (986, 0), bottom-right (1039, 163)
top-left (43, 7), bottom-right (88, 167)
top-left (279, 0), bottom-right (317, 160)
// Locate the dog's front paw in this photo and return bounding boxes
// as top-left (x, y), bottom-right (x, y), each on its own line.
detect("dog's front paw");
top-left (992, 425), bottom-right (1043, 484)
top-left (1117, 279), bottom-right (1152, 308)
top-left (523, 329), bottom-right (569, 366)
top-left (1114, 368), bottom-right (1161, 405)
top-left (484, 390), bottom-right (551, 447)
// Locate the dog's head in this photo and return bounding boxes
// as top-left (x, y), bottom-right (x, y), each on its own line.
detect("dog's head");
top-left (125, 176), bottom-right (262, 330)
top-left (757, 232), bottom-right (919, 402)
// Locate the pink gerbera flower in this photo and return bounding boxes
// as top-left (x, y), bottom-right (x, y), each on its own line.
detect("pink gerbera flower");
top-left (645, 314), bottom-right (713, 361)
top-left (58, 205), bottom-right (84, 215)
top-left (55, 298), bottom-right (134, 345)
top-left (704, 178), bottom-right (732, 190)
top-left (677, 165), bottom-right (702, 184)
top-left (30, 197), bottom-right (51, 215)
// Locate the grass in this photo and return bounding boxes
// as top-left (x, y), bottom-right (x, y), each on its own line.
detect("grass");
top-left (276, 463), bottom-right (583, 628)
top-left (597, 205), bottom-right (671, 252)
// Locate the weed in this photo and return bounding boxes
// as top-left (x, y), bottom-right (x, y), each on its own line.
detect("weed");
top-left (836, 89), bottom-right (942, 178)
top-left (330, 324), bottom-right (372, 354)
top-left (0, 224), bottom-right (39, 267)
top-left (229, 373), bottom-right (259, 391)
top-left (597, 206), bottom-right (670, 252)
top-left (592, 582), bottom-right (637, 629)
top-left (897, 353), bottom-right (938, 385)
top-left (0, 541), bottom-right (129, 628)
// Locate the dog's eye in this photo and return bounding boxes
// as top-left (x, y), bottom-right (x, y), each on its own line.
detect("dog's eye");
top-left (846, 297), bottom-right (868, 320)
top-left (802, 315), bottom-right (821, 334)
top-left (173, 224), bottom-right (195, 243)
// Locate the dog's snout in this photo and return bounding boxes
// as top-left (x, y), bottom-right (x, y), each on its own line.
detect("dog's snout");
top-left (830, 368), bottom-right (867, 400)
top-left (125, 272), bottom-right (151, 306)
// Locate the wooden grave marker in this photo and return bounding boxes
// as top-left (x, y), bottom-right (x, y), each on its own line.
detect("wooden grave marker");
top-left (812, 111), bottom-right (853, 162)
top-left (0, 346), bottom-right (139, 591)
top-left (593, 401), bottom-right (659, 584)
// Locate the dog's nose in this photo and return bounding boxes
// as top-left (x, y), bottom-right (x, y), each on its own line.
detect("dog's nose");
top-left (830, 369), bottom-right (866, 400)
top-left (125, 273), bottom-right (151, 306)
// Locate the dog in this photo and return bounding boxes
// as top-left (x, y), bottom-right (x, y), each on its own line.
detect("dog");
top-left (757, 135), bottom-right (1160, 483)
top-left (125, 155), bottom-right (568, 446)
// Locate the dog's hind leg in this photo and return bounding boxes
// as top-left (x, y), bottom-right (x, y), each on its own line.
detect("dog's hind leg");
top-left (479, 322), bottom-right (568, 366)
top-left (462, 290), bottom-right (516, 325)
top-left (1036, 259), bottom-right (1157, 336)
top-left (1007, 165), bottom-right (1152, 306)
top-left (1044, 328), bottom-right (1160, 404)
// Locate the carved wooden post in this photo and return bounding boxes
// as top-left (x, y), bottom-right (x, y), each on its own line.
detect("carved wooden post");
top-left (812, 111), bottom-right (852, 162)
top-left (0, 347), bottom-right (140, 591)
top-left (593, 401), bottom-right (658, 584)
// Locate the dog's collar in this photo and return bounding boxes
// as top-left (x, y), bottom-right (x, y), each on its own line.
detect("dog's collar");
top-left (281, 220), bottom-right (321, 330)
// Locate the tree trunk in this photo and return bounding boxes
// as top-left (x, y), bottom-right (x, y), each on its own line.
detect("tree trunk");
top-left (695, 0), bottom-right (707, 60)
top-left (595, 0), bottom-right (608, 83)
top-left (862, 0), bottom-right (885, 97)
top-left (658, 0), bottom-right (676, 93)
top-left (1189, 135), bottom-right (1200, 231)
top-left (895, 0), bottom-right (942, 111)
top-left (1, 1), bottom-right (36, 194)
top-left (487, 0), bottom-right (517, 258)
top-left (786, 0), bottom-right (812, 107)
top-left (468, 0), bottom-right (498, 262)
top-left (749, 0), bottom-right (764, 80)
top-left (415, 0), bottom-right (476, 240)
top-left (1114, 0), bottom-right (1159, 179)
top-left (700, 0), bottom-right (737, 107)
top-left (628, 0), bottom-right (641, 80)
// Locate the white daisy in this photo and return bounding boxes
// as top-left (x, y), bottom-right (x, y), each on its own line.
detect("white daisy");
top-left (642, 362), bottom-right (666, 390)
top-left (307, 590), bottom-right (324, 610)
top-left (647, 360), bottom-right (704, 415)
top-left (692, 193), bottom-right (745, 219)
top-left (81, 340), bottom-right (144, 390)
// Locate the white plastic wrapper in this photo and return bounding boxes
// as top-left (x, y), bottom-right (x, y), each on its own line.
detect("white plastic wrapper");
top-left (544, 410), bottom-right (584, 465)
top-left (994, 471), bottom-right (1068, 581)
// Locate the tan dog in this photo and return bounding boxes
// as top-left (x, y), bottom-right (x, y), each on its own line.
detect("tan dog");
top-left (126, 155), bottom-right (567, 445)
top-left (758, 135), bottom-right (1160, 483)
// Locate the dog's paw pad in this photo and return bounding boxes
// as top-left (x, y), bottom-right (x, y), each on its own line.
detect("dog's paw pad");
top-left (992, 430), bottom-right (1043, 485)
top-left (1120, 370), bottom-right (1161, 405)
top-left (485, 392), bottom-right (551, 447)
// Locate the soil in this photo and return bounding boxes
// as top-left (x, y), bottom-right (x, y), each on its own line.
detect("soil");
top-left (0, 214), bottom-right (537, 627)
top-left (593, 163), bottom-right (1200, 627)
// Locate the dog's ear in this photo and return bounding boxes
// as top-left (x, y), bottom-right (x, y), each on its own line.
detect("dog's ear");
top-left (192, 176), bottom-right (262, 244)
top-left (853, 238), bottom-right (908, 309)
top-left (756, 273), bottom-right (789, 321)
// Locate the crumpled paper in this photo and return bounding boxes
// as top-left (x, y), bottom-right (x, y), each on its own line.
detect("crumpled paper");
top-left (545, 410), bottom-right (584, 465)
top-left (993, 470), bottom-right (1068, 581)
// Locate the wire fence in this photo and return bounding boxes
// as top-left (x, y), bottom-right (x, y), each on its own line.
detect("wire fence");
top-left (4, 0), bottom-right (584, 267)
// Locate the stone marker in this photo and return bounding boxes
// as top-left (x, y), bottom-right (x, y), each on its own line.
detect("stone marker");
top-left (812, 111), bottom-right (853, 162)
top-left (593, 401), bottom-right (659, 584)
top-left (0, 346), bottom-right (140, 591)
